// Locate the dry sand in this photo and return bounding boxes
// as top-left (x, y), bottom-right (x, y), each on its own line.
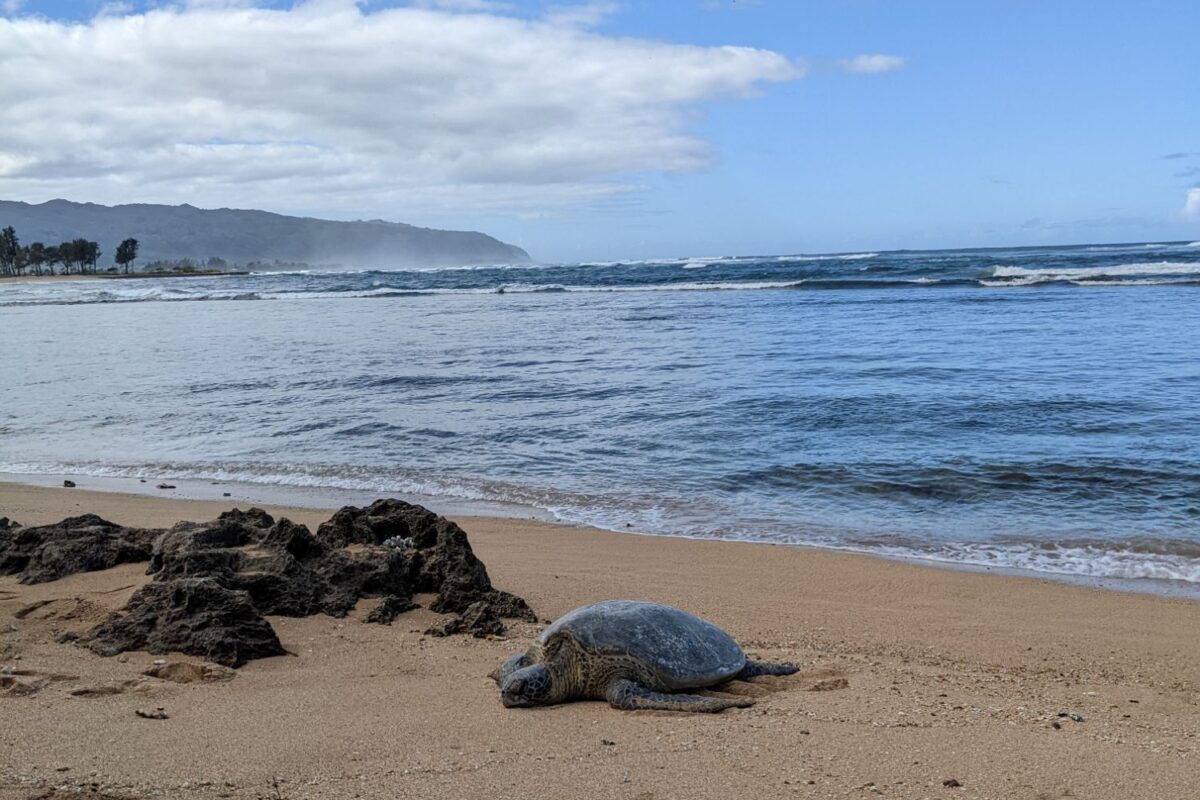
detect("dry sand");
top-left (1, 482), bottom-right (1197, 800)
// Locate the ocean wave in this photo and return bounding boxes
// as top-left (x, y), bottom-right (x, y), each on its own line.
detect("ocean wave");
top-left (0, 279), bottom-right (812, 305)
top-left (776, 252), bottom-right (878, 262)
top-left (5, 249), bottom-right (1200, 309)
top-left (849, 540), bottom-right (1200, 583)
top-left (1, 277), bottom-right (980, 307)
top-left (980, 277), bottom-right (1200, 288)
top-left (989, 260), bottom-right (1200, 283)
top-left (0, 459), bottom-right (508, 506)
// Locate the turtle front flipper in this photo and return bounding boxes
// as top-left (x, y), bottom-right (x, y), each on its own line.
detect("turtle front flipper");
top-left (736, 659), bottom-right (798, 679)
top-left (605, 679), bottom-right (753, 713)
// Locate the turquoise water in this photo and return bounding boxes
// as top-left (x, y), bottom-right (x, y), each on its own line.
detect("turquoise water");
top-left (2, 241), bottom-right (1199, 587)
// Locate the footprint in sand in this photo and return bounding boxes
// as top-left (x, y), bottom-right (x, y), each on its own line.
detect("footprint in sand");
top-left (143, 660), bottom-right (235, 684)
top-left (796, 668), bottom-right (850, 692)
top-left (69, 679), bottom-right (151, 697)
top-left (15, 597), bottom-right (111, 622)
top-left (2, 673), bottom-right (49, 696)
top-left (1, 668), bottom-right (80, 697)
top-left (70, 660), bottom-right (236, 697)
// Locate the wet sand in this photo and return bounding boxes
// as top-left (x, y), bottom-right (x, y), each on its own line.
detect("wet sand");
top-left (2, 482), bottom-right (1197, 799)
top-left (0, 275), bottom-right (84, 284)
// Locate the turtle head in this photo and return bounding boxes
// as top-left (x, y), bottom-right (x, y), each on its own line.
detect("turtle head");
top-left (492, 652), bottom-right (529, 685)
top-left (499, 662), bottom-right (553, 708)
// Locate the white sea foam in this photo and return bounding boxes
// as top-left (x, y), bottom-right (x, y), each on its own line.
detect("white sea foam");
top-left (989, 260), bottom-right (1200, 284)
top-left (776, 252), bottom-right (878, 262)
top-left (981, 276), bottom-right (1199, 289)
top-left (566, 280), bottom-right (802, 292)
top-left (867, 542), bottom-right (1200, 584)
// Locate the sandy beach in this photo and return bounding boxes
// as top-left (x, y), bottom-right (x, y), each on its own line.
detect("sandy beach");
top-left (1, 481), bottom-right (1197, 800)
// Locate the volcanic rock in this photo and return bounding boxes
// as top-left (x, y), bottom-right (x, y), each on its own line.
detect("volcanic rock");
top-left (148, 508), bottom-right (275, 573)
top-left (82, 578), bottom-right (285, 667)
top-left (365, 594), bottom-right (420, 625)
top-left (318, 499), bottom-right (534, 621)
top-left (425, 601), bottom-right (506, 638)
top-left (0, 514), bottom-right (162, 584)
top-left (261, 517), bottom-right (327, 560)
top-left (24, 499), bottom-right (537, 666)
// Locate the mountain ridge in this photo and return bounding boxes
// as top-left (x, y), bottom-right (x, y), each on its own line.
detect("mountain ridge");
top-left (0, 199), bottom-right (531, 269)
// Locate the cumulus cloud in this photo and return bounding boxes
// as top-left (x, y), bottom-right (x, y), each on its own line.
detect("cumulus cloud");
top-left (838, 54), bottom-right (906, 75)
top-left (1184, 188), bottom-right (1200, 220)
top-left (0, 2), bottom-right (800, 217)
top-left (1, 0), bottom-right (24, 16)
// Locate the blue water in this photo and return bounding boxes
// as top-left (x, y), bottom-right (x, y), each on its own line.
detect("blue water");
top-left (2, 241), bottom-right (1199, 586)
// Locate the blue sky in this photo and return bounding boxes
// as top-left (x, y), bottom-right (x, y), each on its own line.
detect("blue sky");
top-left (2, 1), bottom-right (1198, 261)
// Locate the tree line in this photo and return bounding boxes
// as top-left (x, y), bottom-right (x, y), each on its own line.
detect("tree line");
top-left (0, 225), bottom-right (139, 276)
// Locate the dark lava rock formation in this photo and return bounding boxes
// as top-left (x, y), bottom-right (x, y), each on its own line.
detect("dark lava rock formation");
top-left (0, 514), bottom-right (161, 584)
top-left (424, 600), bottom-right (506, 638)
top-left (315, 499), bottom-right (534, 620)
top-left (0, 500), bottom-right (533, 667)
top-left (84, 578), bottom-right (286, 668)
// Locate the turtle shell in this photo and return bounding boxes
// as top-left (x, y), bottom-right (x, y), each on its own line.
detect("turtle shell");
top-left (539, 600), bottom-right (745, 690)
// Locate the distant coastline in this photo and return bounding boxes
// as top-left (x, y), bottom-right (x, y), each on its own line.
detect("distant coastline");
top-left (0, 198), bottom-right (531, 270)
top-left (1, 269), bottom-right (249, 284)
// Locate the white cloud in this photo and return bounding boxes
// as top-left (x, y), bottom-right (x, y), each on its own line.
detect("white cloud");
top-left (1183, 188), bottom-right (1200, 220)
top-left (0, 2), bottom-right (800, 218)
top-left (838, 54), bottom-right (906, 75)
top-left (1, 0), bottom-right (25, 16)
top-left (408, 0), bottom-right (516, 12)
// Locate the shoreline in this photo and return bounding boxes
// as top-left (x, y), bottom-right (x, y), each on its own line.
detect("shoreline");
top-left (3, 470), bottom-right (1197, 602)
top-left (2, 481), bottom-right (1198, 799)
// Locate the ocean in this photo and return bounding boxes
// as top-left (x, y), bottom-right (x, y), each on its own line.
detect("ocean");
top-left (3, 240), bottom-right (1199, 592)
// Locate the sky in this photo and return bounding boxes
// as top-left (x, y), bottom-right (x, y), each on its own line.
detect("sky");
top-left (1, 1), bottom-right (1198, 262)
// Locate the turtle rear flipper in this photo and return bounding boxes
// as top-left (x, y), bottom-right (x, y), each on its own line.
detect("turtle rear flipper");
top-left (605, 679), bottom-right (753, 713)
top-left (737, 659), bottom-right (798, 679)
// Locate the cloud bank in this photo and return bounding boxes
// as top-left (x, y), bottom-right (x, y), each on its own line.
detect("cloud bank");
top-left (0, 1), bottom-right (801, 217)
top-left (838, 54), bottom-right (906, 74)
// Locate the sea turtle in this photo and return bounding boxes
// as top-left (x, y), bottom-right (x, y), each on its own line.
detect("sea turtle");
top-left (493, 600), bottom-right (797, 713)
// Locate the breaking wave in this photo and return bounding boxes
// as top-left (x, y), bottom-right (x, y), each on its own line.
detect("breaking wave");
top-left (4, 243), bottom-right (1200, 306)
top-left (987, 260), bottom-right (1200, 285)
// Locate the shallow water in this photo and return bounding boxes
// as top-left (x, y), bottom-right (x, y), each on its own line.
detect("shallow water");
top-left (2, 241), bottom-right (1199, 587)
